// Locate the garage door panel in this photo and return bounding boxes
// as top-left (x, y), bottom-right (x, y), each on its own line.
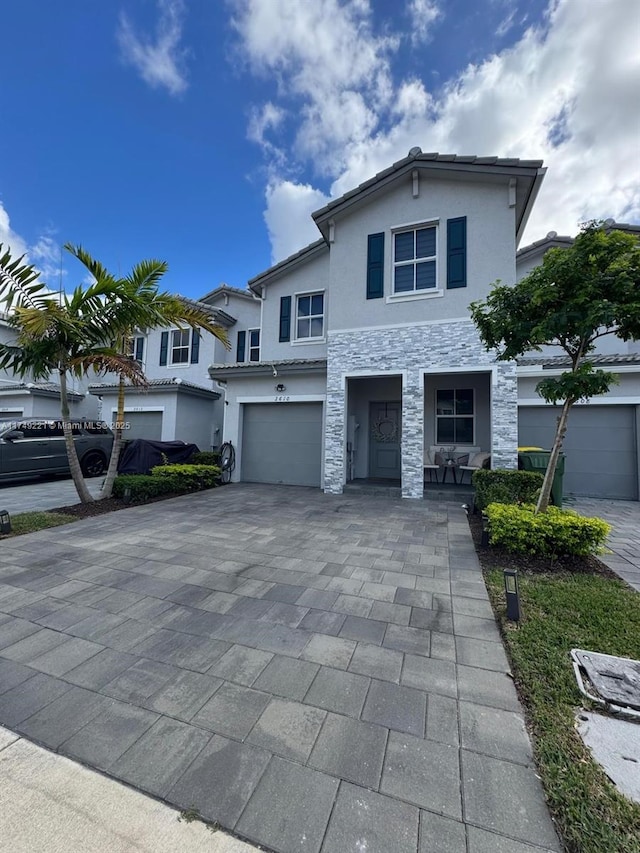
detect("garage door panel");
top-left (124, 411), bottom-right (163, 441)
top-left (518, 405), bottom-right (638, 500)
top-left (242, 403), bottom-right (322, 487)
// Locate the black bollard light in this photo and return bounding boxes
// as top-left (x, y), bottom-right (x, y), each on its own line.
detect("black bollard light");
top-left (0, 509), bottom-right (11, 534)
top-left (504, 569), bottom-right (521, 622)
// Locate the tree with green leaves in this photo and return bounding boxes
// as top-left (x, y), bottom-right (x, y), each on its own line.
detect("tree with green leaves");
top-left (0, 244), bottom-right (229, 503)
top-left (64, 245), bottom-right (229, 499)
top-left (470, 223), bottom-right (640, 512)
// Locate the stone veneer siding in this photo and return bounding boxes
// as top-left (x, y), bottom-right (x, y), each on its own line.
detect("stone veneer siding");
top-left (324, 320), bottom-right (518, 498)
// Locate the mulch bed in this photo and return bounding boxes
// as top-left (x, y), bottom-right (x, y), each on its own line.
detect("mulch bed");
top-left (467, 511), bottom-right (618, 579)
top-left (49, 491), bottom-right (193, 520)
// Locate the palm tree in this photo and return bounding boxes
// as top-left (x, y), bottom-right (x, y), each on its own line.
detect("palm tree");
top-left (64, 245), bottom-right (230, 499)
top-left (0, 244), bottom-right (148, 503)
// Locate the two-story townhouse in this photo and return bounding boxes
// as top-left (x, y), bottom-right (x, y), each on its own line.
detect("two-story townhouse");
top-left (516, 223), bottom-right (640, 501)
top-left (209, 148), bottom-right (547, 498)
top-left (88, 286), bottom-right (261, 450)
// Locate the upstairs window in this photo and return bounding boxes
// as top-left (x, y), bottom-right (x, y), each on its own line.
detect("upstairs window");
top-left (249, 329), bottom-right (260, 361)
top-left (436, 389), bottom-right (474, 444)
top-left (171, 329), bottom-right (190, 364)
top-left (296, 293), bottom-right (324, 340)
top-left (393, 225), bottom-right (437, 294)
top-left (126, 335), bottom-right (145, 365)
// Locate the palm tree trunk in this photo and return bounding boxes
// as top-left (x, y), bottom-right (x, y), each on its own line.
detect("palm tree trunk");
top-left (59, 369), bottom-right (94, 504)
top-left (100, 375), bottom-right (126, 499)
top-left (535, 397), bottom-right (573, 513)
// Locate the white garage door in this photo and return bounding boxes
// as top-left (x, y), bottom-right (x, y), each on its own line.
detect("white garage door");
top-left (124, 411), bottom-right (163, 441)
top-left (242, 403), bottom-right (323, 487)
top-left (518, 405), bottom-right (638, 501)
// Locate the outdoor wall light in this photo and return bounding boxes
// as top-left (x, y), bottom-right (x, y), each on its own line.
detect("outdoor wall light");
top-left (275, 383), bottom-right (286, 392)
top-left (0, 509), bottom-right (11, 534)
top-left (504, 569), bottom-right (521, 622)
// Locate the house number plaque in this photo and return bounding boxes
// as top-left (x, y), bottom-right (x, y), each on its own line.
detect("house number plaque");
top-left (274, 395), bottom-right (290, 403)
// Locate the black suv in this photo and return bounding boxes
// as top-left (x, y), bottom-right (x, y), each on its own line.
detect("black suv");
top-left (0, 418), bottom-right (114, 480)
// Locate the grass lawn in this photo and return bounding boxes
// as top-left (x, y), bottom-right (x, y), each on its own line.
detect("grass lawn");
top-left (479, 541), bottom-right (640, 853)
top-left (0, 511), bottom-right (75, 538)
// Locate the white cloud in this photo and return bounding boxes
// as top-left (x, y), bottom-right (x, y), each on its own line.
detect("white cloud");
top-left (234, 0), bottom-right (640, 260)
top-left (264, 180), bottom-right (330, 263)
top-left (0, 203), bottom-right (65, 285)
top-left (407, 0), bottom-right (442, 46)
top-left (0, 202), bottom-right (29, 260)
top-left (117, 0), bottom-right (188, 96)
top-left (231, 0), bottom-right (398, 173)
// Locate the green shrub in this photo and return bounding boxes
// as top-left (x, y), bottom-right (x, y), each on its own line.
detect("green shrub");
top-left (485, 502), bottom-right (611, 557)
top-left (151, 464), bottom-right (220, 489)
top-left (113, 474), bottom-right (179, 502)
top-left (113, 464), bottom-right (220, 502)
top-left (191, 451), bottom-right (220, 466)
top-left (473, 468), bottom-right (543, 511)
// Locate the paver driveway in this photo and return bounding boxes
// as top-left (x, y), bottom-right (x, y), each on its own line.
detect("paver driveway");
top-left (0, 484), bottom-right (561, 853)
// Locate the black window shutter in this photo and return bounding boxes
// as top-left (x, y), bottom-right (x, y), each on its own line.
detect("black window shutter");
top-left (135, 337), bottom-right (144, 362)
top-left (279, 296), bottom-right (291, 342)
top-left (236, 330), bottom-right (246, 362)
top-left (159, 331), bottom-right (169, 366)
top-left (447, 217), bottom-right (467, 289)
top-left (190, 330), bottom-right (200, 364)
top-left (366, 233), bottom-right (385, 299)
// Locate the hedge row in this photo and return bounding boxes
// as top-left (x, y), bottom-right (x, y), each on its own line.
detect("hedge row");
top-left (485, 502), bottom-right (611, 557)
top-left (113, 464), bottom-right (220, 502)
top-left (473, 468), bottom-right (543, 511)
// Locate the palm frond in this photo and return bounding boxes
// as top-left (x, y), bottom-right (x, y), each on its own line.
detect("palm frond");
top-left (0, 243), bottom-right (47, 312)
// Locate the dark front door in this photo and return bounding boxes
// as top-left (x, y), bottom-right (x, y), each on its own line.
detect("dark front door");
top-left (369, 402), bottom-right (401, 479)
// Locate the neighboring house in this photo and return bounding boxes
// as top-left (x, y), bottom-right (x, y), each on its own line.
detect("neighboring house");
top-left (0, 310), bottom-right (97, 421)
top-left (516, 223), bottom-right (640, 501)
top-left (88, 286), bottom-right (261, 450)
top-left (209, 148), bottom-right (549, 499)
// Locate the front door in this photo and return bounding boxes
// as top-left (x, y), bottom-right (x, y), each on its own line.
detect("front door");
top-left (368, 402), bottom-right (401, 479)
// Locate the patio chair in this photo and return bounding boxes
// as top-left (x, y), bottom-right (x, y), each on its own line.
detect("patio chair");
top-left (424, 450), bottom-right (440, 484)
top-left (459, 451), bottom-right (491, 484)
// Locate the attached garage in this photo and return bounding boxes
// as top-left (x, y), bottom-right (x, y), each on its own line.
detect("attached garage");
top-left (242, 402), bottom-right (323, 487)
top-left (124, 411), bottom-right (163, 441)
top-left (518, 405), bottom-right (639, 501)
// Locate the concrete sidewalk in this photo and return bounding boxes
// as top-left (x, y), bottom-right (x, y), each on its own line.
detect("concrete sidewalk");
top-left (0, 484), bottom-right (562, 853)
top-left (0, 726), bottom-right (257, 853)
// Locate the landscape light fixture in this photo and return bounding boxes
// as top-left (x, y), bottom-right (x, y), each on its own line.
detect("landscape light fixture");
top-left (0, 509), bottom-right (11, 534)
top-left (503, 569), bottom-right (521, 622)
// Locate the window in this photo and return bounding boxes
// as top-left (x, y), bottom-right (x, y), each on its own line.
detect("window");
top-left (249, 329), bottom-right (260, 362)
top-left (436, 389), bottom-right (474, 444)
top-left (126, 336), bottom-right (145, 364)
top-left (171, 329), bottom-right (190, 364)
top-left (296, 293), bottom-right (324, 340)
top-left (393, 225), bottom-right (437, 294)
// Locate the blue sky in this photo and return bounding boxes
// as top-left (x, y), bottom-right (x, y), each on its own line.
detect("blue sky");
top-left (1, 0), bottom-right (638, 300)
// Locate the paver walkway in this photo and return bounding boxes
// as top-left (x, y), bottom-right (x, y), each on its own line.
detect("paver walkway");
top-left (0, 484), bottom-right (561, 853)
top-left (571, 498), bottom-right (640, 592)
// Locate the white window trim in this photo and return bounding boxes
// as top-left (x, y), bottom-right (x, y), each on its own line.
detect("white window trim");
top-left (293, 289), bottom-right (326, 343)
top-left (126, 335), bottom-right (146, 367)
top-left (435, 388), bottom-right (475, 445)
top-left (170, 328), bottom-right (191, 366)
top-left (391, 219), bottom-right (439, 297)
top-left (248, 328), bottom-right (261, 362)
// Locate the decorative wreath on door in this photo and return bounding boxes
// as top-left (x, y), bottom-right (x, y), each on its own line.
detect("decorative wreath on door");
top-left (371, 416), bottom-right (398, 443)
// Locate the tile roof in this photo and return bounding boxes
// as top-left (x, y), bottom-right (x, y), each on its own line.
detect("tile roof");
top-left (89, 378), bottom-right (220, 394)
top-left (0, 381), bottom-right (84, 398)
top-left (518, 353), bottom-right (640, 367)
top-left (312, 151), bottom-right (545, 220)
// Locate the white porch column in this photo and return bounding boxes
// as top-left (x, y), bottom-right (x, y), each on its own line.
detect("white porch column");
top-left (491, 362), bottom-right (519, 468)
top-left (401, 371), bottom-right (424, 499)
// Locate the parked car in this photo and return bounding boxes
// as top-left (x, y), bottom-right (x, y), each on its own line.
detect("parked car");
top-left (0, 418), bottom-right (113, 480)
